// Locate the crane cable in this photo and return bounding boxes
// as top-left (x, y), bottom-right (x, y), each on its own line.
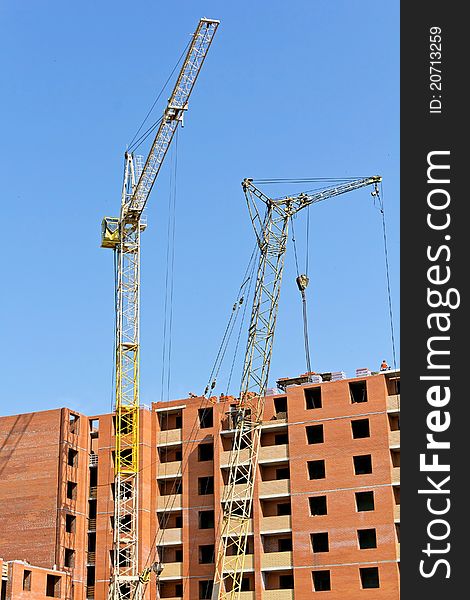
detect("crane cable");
top-left (373, 183), bottom-right (397, 370)
top-left (291, 216), bottom-right (313, 376)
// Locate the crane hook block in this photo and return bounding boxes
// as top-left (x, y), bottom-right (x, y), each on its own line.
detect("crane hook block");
top-left (296, 274), bottom-right (309, 292)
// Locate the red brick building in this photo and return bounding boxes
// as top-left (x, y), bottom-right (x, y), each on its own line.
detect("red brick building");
top-left (0, 370), bottom-right (400, 600)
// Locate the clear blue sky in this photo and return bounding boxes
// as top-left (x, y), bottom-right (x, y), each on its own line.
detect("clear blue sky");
top-left (0, 1), bottom-right (399, 417)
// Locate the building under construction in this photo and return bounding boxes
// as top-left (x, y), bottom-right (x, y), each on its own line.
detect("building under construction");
top-left (0, 369), bottom-right (400, 600)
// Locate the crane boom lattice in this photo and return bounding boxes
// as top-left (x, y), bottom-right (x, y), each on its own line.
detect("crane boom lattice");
top-left (101, 18), bottom-right (219, 600)
top-left (212, 175), bottom-right (381, 600)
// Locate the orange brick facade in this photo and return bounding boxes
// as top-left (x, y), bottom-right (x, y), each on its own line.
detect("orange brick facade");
top-left (0, 371), bottom-right (400, 600)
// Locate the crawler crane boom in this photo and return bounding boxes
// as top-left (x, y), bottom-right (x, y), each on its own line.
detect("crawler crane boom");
top-left (100, 18), bottom-right (219, 600)
top-left (212, 175), bottom-right (381, 600)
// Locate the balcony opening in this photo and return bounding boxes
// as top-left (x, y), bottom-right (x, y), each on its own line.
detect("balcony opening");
top-left (351, 418), bottom-right (370, 439)
top-left (86, 566), bottom-right (95, 599)
top-left (23, 570), bottom-right (32, 591)
top-left (278, 537), bottom-right (293, 552)
top-left (67, 481), bottom-right (77, 500)
top-left (393, 486), bottom-right (401, 505)
top-left (89, 500), bottom-right (97, 519)
top-left (2, 580), bottom-right (6, 600)
top-left (198, 476), bottom-right (214, 495)
top-left (275, 467), bottom-right (290, 480)
top-left (64, 548), bottom-right (75, 568)
top-left (262, 533), bottom-right (292, 553)
top-left (118, 514), bottom-right (132, 533)
top-left (46, 575), bottom-right (61, 598)
top-left (312, 570), bottom-right (331, 592)
top-left (355, 491), bottom-right (375, 512)
top-left (309, 496), bottom-right (327, 516)
top-left (396, 523), bottom-right (400, 542)
top-left (158, 411), bottom-right (182, 431)
top-left (274, 396), bottom-right (288, 418)
top-left (175, 515), bottom-right (183, 528)
top-left (358, 528), bottom-right (377, 549)
top-left (198, 442), bottom-right (214, 462)
top-left (199, 407), bottom-right (214, 429)
top-left (349, 380), bottom-right (367, 403)
top-left (307, 459), bottom-right (326, 480)
top-left (306, 424), bottom-right (324, 444)
top-left (305, 387), bottom-right (322, 409)
top-left (279, 575), bottom-right (294, 589)
top-left (198, 510), bottom-right (215, 529)
top-left (199, 544), bottom-right (215, 564)
top-left (276, 502), bottom-right (291, 516)
top-left (67, 448), bottom-right (79, 467)
top-left (353, 454), bottom-right (372, 475)
top-left (199, 581), bottom-right (213, 600)
top-left (158, 478), bottom-right (182, 496)
top-left (360, 567), bottom-right (380, 589)
top-left (274, 432), bottom-right (289, 445)
top-left (388, 414), bottom-right (400, 431)
top-left (65, 513), bottom-right (76, 533)
top-left (311, 532), bottom-right (329, 553)
top-left (391, 449), bottom-right (401, 467)
top-left (386, 376), bottom-right (400, 395)
top-left (158, 447), bottom-right (182, 463)
top-left (69, 413), bottom-right (79, 434)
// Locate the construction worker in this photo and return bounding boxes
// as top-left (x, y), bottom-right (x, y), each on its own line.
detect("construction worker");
top-left (380, 359), bottom-right (389, 371)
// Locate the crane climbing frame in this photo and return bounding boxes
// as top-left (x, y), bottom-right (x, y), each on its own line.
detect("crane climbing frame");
top-left (101, 17), bottom-right (219, 600)
top-left (212, 175), bottom-right (382, 600)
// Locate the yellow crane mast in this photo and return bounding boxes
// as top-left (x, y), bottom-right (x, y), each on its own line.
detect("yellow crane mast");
top-left (100, 18), bottom-right (219, 600)
top-left (212, 175), bottom-right (382, 600)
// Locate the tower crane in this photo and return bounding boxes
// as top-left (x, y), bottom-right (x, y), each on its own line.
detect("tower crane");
top-left (212, 175), bottom-right (382, 600)
top-left (100, 18), bottom-right (219, 600)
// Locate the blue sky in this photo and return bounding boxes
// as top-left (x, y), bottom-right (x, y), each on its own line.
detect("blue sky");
top-left (0, 1), bottom-right (399, 417)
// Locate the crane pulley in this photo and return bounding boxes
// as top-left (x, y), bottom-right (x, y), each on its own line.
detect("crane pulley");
top-left (101, 17), bottom-right (219, 600)
top-left (212, 175), bottom-right (381, 600)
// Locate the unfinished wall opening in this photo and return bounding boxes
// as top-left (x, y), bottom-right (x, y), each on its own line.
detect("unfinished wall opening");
top-left (2, 579), bottom-right (6, 600)
top-left (86, 566), bottom-right (95, 598)
top-left (158, 512), bottom-right (182, 529)
top-left (396, 523), bottom-right (400, 543)
top-left (199, 581), bottom-right (213, 600)
top-left (311, 532), bottom-right (329, 553)
top-left (357, 528), bottom-right (377, 549)
top-left (159, 583), bottom-right (183, 599)
top-left (351, 418), bottom-right (370, 439)
top-left (69, 413), bottom-right (79, 434)
top-left (23, 570), bottom-right (32, 591)
top-left (67, 448), bottom-right (79, 467)
top-left (198, 407), bottom-right (213, 429)
top-left (199, 544), bottom-right (215, 564)
top-left (67, 481), bottom-right (77, 500)
top-left (89, 418), bottom-right (99, 438)
top-left (360, 567), bottom-right (380, 588)
top-left (260, 430), bottom-right (288, 447)
top-left (353, 454), bottom-right (372, 475)
top-left (259, 464), bottom-right (290, 482)
top-left (159, 546), bottom-right (183, 563)
top-left (198, 476), bottom-right (214, 495)
top-left (198, 442), bottom-right (214, 462)
top-left (64, 548), bottom-right (75, 568)
top-left (312, 571), bottom-right (331, 592)
top-left (225, 537), bottom-right (254, 556)
top-left (306, 424), bottom-right (324, 444)
top-left (305, 387), bottom-right (322, 409)
top-left (386, 376), bottom-right (400, 396)
top-left (198, 510), bottom-right (215, 529)
top-left (278, 574), bottom-right (294, 589)
top-left (309, 495), bottom-right (327, 516)
top-left (65, 513), bottom-right (76, 533)
top-left (46, 575), bottom-right (61, 598)
top-left (274, 396), bottom-right (288, 417)
top-left (307, 459), bottom-right (326, 480)
top-left (349, 381), bottom-right (368, 403)
top-left (388, 414), bottom-right (400, 431)
top-left (355, 491), bottom-right (375, 512)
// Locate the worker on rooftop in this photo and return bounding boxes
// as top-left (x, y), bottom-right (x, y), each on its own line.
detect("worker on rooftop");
top-left (380, 359), bottom-right (389, 371)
